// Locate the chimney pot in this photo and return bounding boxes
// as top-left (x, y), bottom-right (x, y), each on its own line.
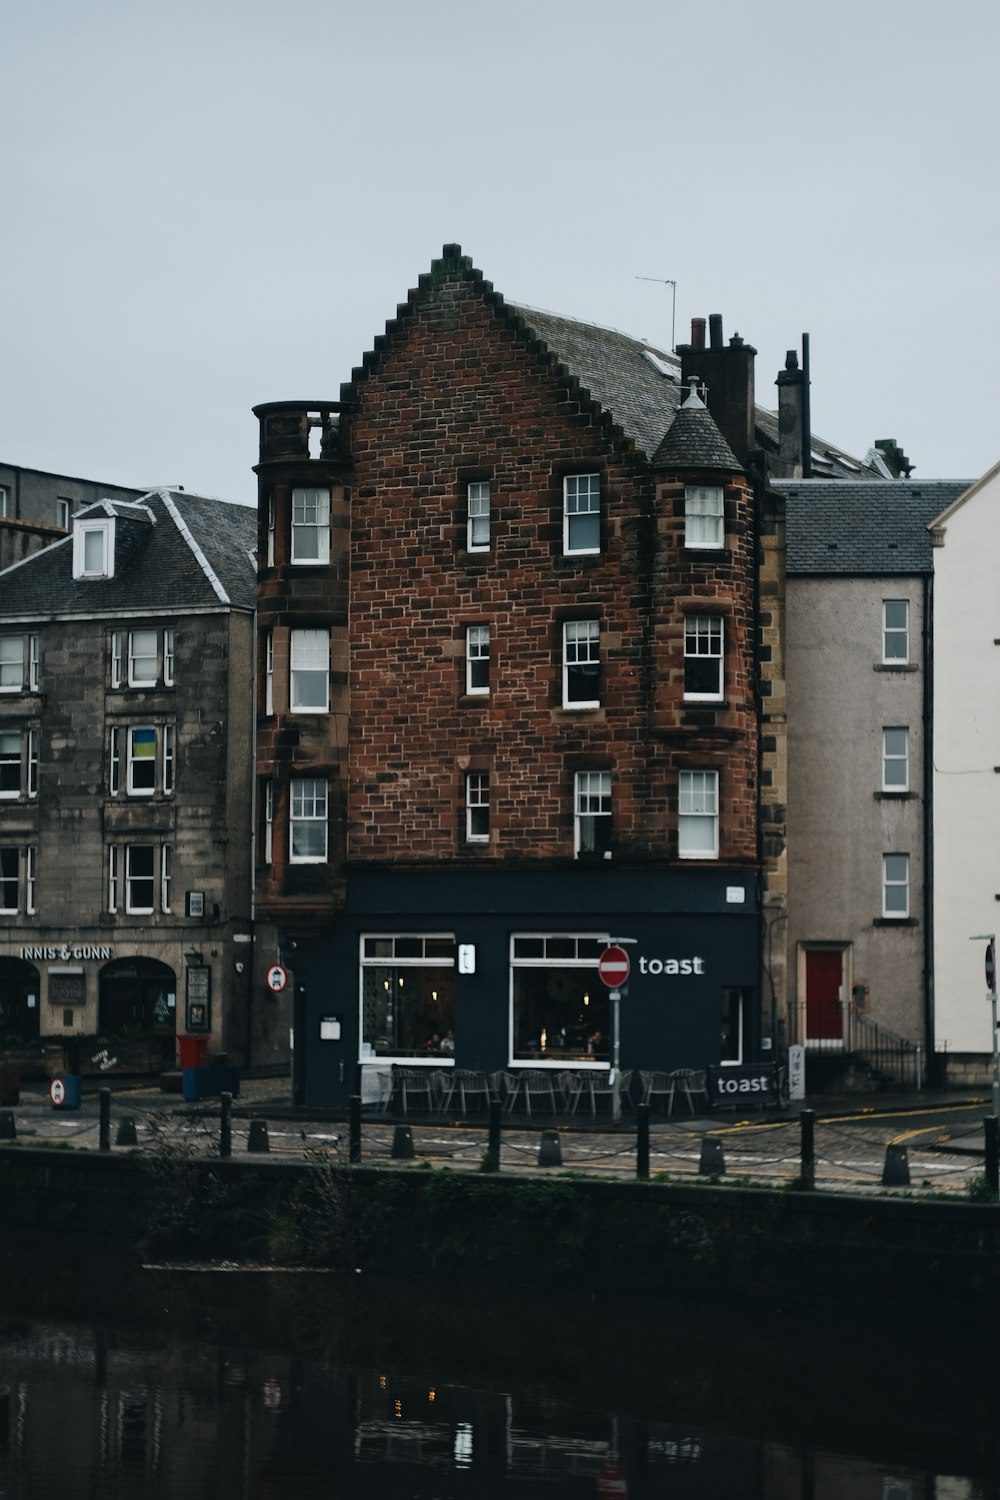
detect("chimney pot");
top-left (691, 317), bottom-right (706, 351)
top-left (709, 313), bottom-right (724, 350)
top-left (785, 350), bottom-right (799, 370)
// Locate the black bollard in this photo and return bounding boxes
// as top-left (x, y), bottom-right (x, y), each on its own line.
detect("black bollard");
top-left (882, 1142), bottom-right (910, 1187)
top-left (391, 1124), bottom-right (415, 1159)
top-left (0, 1110), bottom-right (15, 1140)
top-left (220, 1091), bottom-right (232, 1158)
top-left (99, 1088), bottom-right (111, 1152)
top-left (986, 1116), bottom-right (999, 1194)
top-left (488, 1100), bottom-right (502, 1169)
top-left (636, 1102), bottom-right (650, 1180)
top-left (538, 1129), bottom-right (562, 1167)
top-left (699, 1137), bottom-right (726, 1176)
top-left (799, 1108), bottom-right (815, 1191)
top-left (115, 1117), bottom-right (138, 1147)
top-left (247, 1119), bottom-right (270, 1153)
top-left (349, 1094), bottom-right (362, 1164)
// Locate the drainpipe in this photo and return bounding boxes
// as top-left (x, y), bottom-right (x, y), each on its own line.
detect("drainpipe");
top-left (801, 335), bottom-right (812, 479)
top-left (922, 571), bottom-right (934, 1085)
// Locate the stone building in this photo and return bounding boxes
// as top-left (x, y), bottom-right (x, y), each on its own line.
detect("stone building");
top-left (0, 490), bottom-right (264, 1072)
top-left (254, 246), bottom-right (881, 1108)
top-left (0, 461), bottom-right (144, 571)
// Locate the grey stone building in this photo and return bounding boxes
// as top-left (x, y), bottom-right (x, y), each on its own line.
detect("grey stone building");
top-left (781, 478), bottom-right (968, 1084)
top-left (0, 490), bottom-right (264, 1072)
top-left (0, 461), bottom-right (145, 571)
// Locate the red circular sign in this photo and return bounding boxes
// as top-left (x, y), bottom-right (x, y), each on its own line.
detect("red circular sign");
top-left (266, 963), bottom-right (288, 994)
top-left (597, 945), bottom-right (631, 988)
top-left (987, 942), bottom-right (995, 990)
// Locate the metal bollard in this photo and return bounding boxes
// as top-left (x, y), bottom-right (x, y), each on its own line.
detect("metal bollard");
top-left (99, 1088), bottom-right (111, 1152)
top-left (986, 1116), bottom-right (999, 1194)
top-left (0, 1110), bottom-right (15, 1140)
top-left (882, 1142), bottom-right (910, 1187)
top-left (219, 1091), bottom-right (232, 1158)
top-left (636, 1103), bottom-right (650, 1180)
top-left (487, 1099), bottom-right (502, 1169)
top-left (349, 1094), bottom-right (362, 1164)
top-left (247, 1119), bottom-right (270, 1153)
top-left (799, 1109), bottom-right (816, 1191)
top-left (391, 1124), bottom-right (415, 1159)
top-left (699, 1137), bottom-right (726, 1176)
top-left (538, 1130), bottom-right (562, 1167)
top-left (115, 1117), bottom-right (138, 1146)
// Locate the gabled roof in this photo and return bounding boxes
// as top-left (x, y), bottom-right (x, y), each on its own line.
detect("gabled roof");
top-left (651, 381), bottom-right (742, 472)
top-left (780, 479), bottom-right (972, 576)
top-left (0, 489), bottom-right (256, 618)
top-left (341, 246), bottom-right (885, 478)
top-left (926, 457), bottom-right (1000, 530)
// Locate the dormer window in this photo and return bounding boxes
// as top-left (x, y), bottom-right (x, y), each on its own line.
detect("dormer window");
top-left (73, 518), bottom-right (115, 579)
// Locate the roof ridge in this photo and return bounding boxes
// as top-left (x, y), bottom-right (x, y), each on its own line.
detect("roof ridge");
top-left (158, 490), bottom-right (230, 605)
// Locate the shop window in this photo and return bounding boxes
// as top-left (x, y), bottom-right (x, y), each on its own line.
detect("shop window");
top-left (510, 934), bottom-right (609, 1065)
top-left (360, 933), bottom-right (456, 1060)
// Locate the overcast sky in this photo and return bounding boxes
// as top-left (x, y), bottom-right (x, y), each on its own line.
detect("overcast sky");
top-left (2, 0), bottom-right (997, 504)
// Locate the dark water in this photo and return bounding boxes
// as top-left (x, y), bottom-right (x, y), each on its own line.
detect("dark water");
top-left (1, 1252), bottom-right (998, 1498)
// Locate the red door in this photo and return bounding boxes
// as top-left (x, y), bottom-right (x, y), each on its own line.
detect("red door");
top-left (805, 949), bottom-right (843, 1044)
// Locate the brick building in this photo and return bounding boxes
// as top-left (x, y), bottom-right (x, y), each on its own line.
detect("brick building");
top-left (254, 246), bottom-right (801, 1108)
top-left (0, 491), bottom-right (263, 1072)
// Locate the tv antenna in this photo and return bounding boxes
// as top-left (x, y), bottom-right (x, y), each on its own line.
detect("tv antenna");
top-left (636, 276), bottom-right (677, 353)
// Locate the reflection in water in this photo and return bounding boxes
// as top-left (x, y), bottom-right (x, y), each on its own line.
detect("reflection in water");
top-left (0, 1265), bottom-right (997, 1498)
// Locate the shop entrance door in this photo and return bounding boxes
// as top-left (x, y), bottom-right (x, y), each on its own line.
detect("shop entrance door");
top-left (0, 959), bottom-right (41, 1044)
top-left (804, 949), bottom-right (844, 1047)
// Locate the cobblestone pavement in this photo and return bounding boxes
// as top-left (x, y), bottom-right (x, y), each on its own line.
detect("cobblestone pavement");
top-left (2, 1079), bottom-right (992, 1197)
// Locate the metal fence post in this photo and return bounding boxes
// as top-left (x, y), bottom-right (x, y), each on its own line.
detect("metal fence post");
top-left (488, 1100), bottom-right (502, 1168)
top-left (985, 1115), bottom-right (999, 1195)
top-left (799, 1108), bottom-right (815, 1191)
top-left (98, 1088), bottom-right (110, 1152)
top-left (219, 1091), bottom-right (232, 1158)
top-left (636, 1102), bottom-right (650, 1180)
top-left (349, 1094), bottom-right (362, 1163)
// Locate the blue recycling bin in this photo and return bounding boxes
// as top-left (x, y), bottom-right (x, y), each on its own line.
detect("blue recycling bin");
top-left (50, 1073), bottom-right (81, 1109)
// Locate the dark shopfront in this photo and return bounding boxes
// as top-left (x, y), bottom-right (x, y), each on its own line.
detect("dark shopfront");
top-left (291, 867), bottom-right (762, 1111)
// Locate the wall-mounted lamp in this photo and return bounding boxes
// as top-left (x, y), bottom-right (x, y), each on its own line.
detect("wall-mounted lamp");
top-left (184, 946), bottom-right (203, 966)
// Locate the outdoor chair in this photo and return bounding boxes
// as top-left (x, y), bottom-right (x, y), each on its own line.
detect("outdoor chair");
top-left (393, 1068), bottom-right (436, 1114)
top-left (491, 1071), bottom-right (522, 1114)
top-left (666, 1067), bottom-right (710, 1115)
top-left (518, 1070), bottom-right (560, 1115)
top-left (639, 1070), bottom-right (675, 1114)
top-left (573, 1068), bottom-right (634, 1116)
top-left (449, 1069), bottom-right (493, 1113)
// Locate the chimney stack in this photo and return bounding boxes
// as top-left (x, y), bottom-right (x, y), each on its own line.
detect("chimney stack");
top-left (676, 314), bottom-right (757, 465)
top-left (775, 349), bottom-right (806, 478)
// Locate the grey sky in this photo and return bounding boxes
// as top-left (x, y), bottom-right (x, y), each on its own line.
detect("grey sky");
top-left (2, 0), bottom-right (997, 503)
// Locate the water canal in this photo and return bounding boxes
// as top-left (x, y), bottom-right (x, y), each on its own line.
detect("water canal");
top-left (1, 1249), bottom-right (997, 1498)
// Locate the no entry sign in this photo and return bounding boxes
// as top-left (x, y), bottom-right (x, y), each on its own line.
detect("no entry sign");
top-left (598, 945), bottom-right (631, 989)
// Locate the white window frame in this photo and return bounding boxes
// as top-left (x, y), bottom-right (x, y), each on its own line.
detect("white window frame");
top-left (359, 933), bottom-right (457, 1064)
top-left (111, 631), bottom-right (124, 688)
top-left (720, 988), bottom-right (745, 1065)
top-left (574, 771), bottom-right (612, 858)
top-left (73, 518), bottom-right (115, 579)
top-left (0, 636), bottom-right (24, 693)
top-left (679, 770), bottom-right (720, 859)
top-left (465, 771), bottom-right (489, 843)
top-left (684, 485), bottom-right (724, 549)
top-left (467, 481), bottom-right (491, 552)
top-left (161, 846), bottom-right (172, 913)
top-left (466, 625), bottom-right (490, 695)
top-left (128, 629), bottom-right (158, 687)
top-left (56, 497), bottom-right (71, 529)
top-left (882, 853), bottom-right (910, 918)
top-left (28, 635), bottom-right (39, 691)
top-left (27, 728), bottom-right (38, 797)
top-left (0, 730), bottom-right (20, 799)
top-left (266, 495), bottom-right (275, 567)
top-left (127, 726), bottom-right (158, 796)
top-left (563, 620), bottom-right (600, 709)
top-left (509, 933), bottom-right (611, 1070)
top-left (684, 615), bottom-right (724, 700)
top-left (108, 846), bottom-right (119, 913)
top-left (291, 487), bottom-right (331, 565)
top-left (289, 778), bottom-right (328, 863)
top-left (26, 845), bottom-right (37, 916)
top-left (882, 599), bottom-right (909, 664)
top-left (563, 473), bottom-right (601, 556)
top-left (109, 726), bottom-right (121, 795)
top-left (882, 727), bottom-right (909, 792)
top-left (163, 725), bottom-right (175, 795)
top-left (263, 779), bottom-right (274, 864)
top-left (0, 486), bottom-right (10, 519)
top-left (264, 631), bottom-right (274, 715)
top-left (0, 849), bottom-right (18, 913)
top-left (125, 844), bottom-right (156, 914)
top-left (290, 629), bottom-right (330, 713)
top-left (163, 628), bottom-right (175, 686)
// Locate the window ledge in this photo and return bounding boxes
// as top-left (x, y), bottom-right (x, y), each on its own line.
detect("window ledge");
top-left (874, 917), bottom-right (919, 927)
top-left (874, 791), bottom-right (917, 800)
top-left (874, 663), bottom-right (918, 673)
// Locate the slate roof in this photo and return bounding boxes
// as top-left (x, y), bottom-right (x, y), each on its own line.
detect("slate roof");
top-left (0, 489), bottom-right (257, 618)
top-left (780, 479), bottom-right (973, 576)
top-left (651, 387), bottom-right (742, 472)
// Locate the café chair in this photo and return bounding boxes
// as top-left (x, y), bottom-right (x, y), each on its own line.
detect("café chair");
top-left (394, 1067), bottom-right (436, 1114)
top-left (519, 1070), bottom-right (560, 1115)
top-left (450, 1069), bottom-right (492, 1113)
top-left (491, 1071), bottom-right (522, 1114)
